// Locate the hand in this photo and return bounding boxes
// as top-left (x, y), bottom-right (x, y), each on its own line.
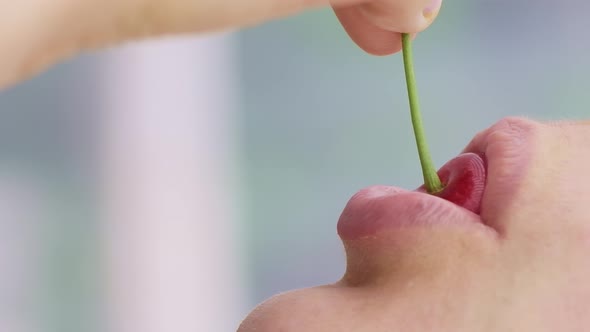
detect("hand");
top-left (0, 0), bottom-right (442, 89)
top-left (238, 117), bottom-right (590, 331)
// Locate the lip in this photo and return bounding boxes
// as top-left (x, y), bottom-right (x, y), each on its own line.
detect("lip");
top-left (337, 151), bottom-right (491, 240)
top-left (337, 118), bottom-right (534, 241)
top-left (336, 184), bottom-right (494, 241)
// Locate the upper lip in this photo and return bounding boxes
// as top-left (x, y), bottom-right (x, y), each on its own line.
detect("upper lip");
top-left (458, 117), bottom-right (534, 235)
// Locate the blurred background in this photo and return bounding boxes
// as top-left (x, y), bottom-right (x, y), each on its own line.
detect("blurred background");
top-left (1, 0), bottom-right (589, 331)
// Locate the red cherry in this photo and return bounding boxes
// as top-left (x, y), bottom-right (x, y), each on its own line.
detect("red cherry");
top-left (417, 153), bottom-right (487, 214)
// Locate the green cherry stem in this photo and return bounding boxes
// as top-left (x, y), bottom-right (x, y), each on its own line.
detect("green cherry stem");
top-left (401, 33), bottom-right (444, 194)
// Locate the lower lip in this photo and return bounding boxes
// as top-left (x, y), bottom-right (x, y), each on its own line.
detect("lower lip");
top-left (337, 153), bottom-right (489, 241)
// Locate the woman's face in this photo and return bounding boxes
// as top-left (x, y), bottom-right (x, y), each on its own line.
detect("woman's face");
top-left (239, 117), bottom-right (590, 331)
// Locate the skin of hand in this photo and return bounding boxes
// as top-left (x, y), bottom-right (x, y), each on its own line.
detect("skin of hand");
top-left (0, 0), bottom-right (441, 89)
top-left (238, 117), bottom-right (590, 331)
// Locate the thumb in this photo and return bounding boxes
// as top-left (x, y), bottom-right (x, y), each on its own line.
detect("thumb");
top-left (333, 0), bottom-right (443, 55)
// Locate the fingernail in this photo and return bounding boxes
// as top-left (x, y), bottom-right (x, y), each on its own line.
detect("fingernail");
top-left (423, 0), bottom-right (442, 20)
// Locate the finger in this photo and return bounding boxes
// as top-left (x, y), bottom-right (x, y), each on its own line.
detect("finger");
top-left (355, 0), bottom-right (442, 32)
top-left (88, 0), bottom-right (367, 40)
top-left (333, 6), bottom-right (403, 55)
top-left (0, 0), bottom-right (371, 89)
top-left (332, 0), bottom-right (442, 56)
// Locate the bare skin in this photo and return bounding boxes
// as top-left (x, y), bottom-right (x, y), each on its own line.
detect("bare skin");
top-left (4, 2), bottom-right (588, 331)
top-left (238, 117), bottom-right (590, 331)
top-left (0, 0), bottom-right (440, 89)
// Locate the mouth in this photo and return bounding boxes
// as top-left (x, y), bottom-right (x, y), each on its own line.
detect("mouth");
top-left (337, 153), bottom-right (495, 240)
top-left (337, 118), bottom-right (535, 241)
top-left (337, 145), bottom-right (495, 241)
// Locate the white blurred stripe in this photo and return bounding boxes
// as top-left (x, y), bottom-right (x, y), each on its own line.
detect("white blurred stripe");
top-left (0, 171), bottom-right (42, 332)
top-left (99, 33), bottom-right (245, 332)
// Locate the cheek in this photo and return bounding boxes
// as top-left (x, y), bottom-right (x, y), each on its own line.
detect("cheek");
top-left (571, 228), bottom-right (590, 252)
top-left (527, 139), bottom-right (590, 230)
